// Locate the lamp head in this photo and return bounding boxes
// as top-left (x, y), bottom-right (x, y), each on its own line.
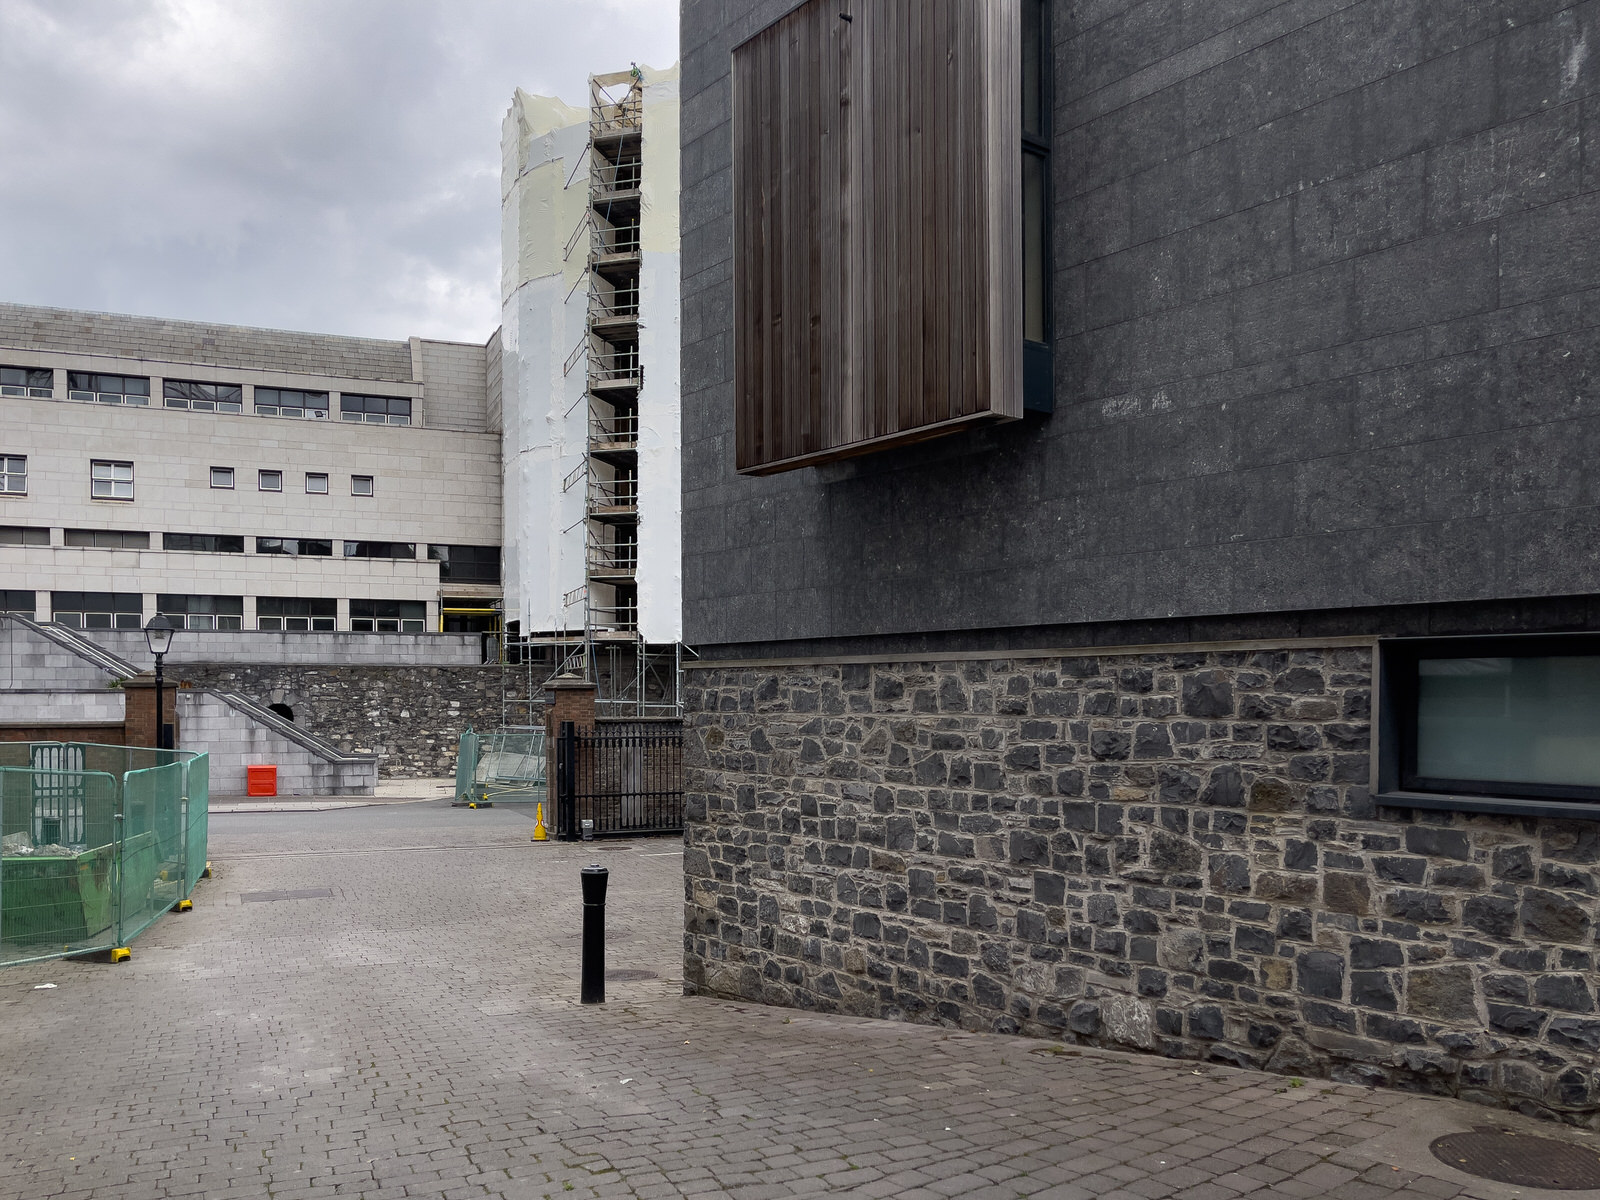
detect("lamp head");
top-left (144, 613), bottom-right (177, 656)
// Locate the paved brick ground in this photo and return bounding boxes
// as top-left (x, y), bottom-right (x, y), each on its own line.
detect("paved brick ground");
top-left (3, 802), bottom-right (1599, 1200)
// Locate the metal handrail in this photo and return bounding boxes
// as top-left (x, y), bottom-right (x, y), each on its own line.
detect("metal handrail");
top-left (591, 159), bottom-right (642, 192)
top-left (590, 412), bottom-right (639, 442)
top-left (588, 479), bottom-right (637, 508)
top-left (587, 349), bottom-right (639, 383)
top-left (588, 291), bottom-right (639, 321)
top-left (591, 222), bottom-right (641, 257)
top-left (586, 543), bottom-right (638, 572)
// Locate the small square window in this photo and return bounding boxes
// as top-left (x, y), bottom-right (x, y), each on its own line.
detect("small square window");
top-left (210, 466), bottom-right (235, 489)
top-left (90, 460), bottom-right (134, 501)
top-left (259, 470), bottom-right (283, 492)
top-left (352, 475), bottom-right (374, 497)
top-left (305, 473), bottom-right (329, 494)
top-left (1, 455), bottom-right (26, 495)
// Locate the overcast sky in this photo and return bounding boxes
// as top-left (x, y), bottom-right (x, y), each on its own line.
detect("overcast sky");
top-left (0, 0), bottom-right (677, 344)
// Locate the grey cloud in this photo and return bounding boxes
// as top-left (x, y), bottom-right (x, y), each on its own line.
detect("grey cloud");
top-left (0, 0), bottom-right (678, 342)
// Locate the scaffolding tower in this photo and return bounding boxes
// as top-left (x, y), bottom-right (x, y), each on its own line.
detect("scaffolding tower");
top-left (501, 69), bottom-right (681, 722)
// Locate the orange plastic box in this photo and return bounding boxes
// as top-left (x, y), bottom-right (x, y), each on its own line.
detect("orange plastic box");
top-left (245, 765), bottom-right (278, 797)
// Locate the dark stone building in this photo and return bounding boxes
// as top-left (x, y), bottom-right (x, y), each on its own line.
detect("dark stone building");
top-left (679, 0), bottom-right (1600, 1123)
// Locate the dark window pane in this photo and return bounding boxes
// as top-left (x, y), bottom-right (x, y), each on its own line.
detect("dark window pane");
top-left (1023, 151), bottom-right (1047, 343)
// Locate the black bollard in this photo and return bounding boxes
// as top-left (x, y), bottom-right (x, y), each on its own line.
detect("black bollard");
top-left (580, 863), bottom-right (609, 1004)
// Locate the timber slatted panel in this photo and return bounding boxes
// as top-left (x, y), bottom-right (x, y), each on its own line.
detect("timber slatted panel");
top-left (733, 0), bottom-right (1021, 476)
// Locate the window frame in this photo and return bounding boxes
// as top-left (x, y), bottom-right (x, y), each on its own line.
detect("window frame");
top-left (164, 379), bottom-right (243, 413)
top-left (351, 475), bottom-right (374, 497)
top-left (1378, 633), bottom-right (1600, 821)
top-left (68, 373), bottom-right (150, 406)
top-left (256, 596), bottom-right (337, 632)
top-left (64, 528), bottom-right (150, 550)
top-left (210, 466), bottom-right (235, 490)
top-left (258, 469), bottom-right (284, 492)
top-left (1, 454), bottom-right (26, 494)
top-left (305, 472), bottom-right (329, 494)
top-left (0, 525), bottom-right (49, 546)
top-left (254, 387), bottom-right (329, 420)
top-left (163, 532), bottom-right (245, 554)
top-left (0, 366), bottom-right (52, 398)
top-left (89, 460), bottom-right (135, 501)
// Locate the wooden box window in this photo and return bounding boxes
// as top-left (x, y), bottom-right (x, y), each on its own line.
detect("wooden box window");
top-left (733, 0), bottom-right (1022, 475)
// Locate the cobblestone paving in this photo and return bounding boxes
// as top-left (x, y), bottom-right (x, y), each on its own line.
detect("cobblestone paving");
top-left (3, 803), bottom-right (1598, 1200)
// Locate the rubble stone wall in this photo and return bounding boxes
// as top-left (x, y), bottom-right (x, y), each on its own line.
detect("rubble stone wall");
top-left (178, 664), bottom-right (509, 777)
top-left (683, 644), bottom-right (1600, 1125)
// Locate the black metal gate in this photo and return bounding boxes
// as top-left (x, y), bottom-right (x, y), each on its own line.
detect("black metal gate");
top-left (554, 719), bottom-right (683, 839)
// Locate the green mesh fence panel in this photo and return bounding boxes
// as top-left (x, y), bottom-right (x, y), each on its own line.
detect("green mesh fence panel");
top-left (471, 729), bottom-right (547, 804)
top-left (182, 755), bottom-right (209, 898)
top-left (118, 761), bottom-right (187, 945)
top-left (1, 766), bottom-right (121, 965)
top-left (454, 728), bottom-right (480, 803)
top-left (1, 743), bottom-right (209, 966)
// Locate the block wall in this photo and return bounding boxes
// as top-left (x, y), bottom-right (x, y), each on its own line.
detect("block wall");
top-left (684, 646), bottom-right (1600, 1126)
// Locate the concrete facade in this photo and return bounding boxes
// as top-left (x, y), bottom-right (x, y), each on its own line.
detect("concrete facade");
top-left (678, 0), bottom-right (1600, 1122)
top-left (0, 302), bottom-right (502, 635)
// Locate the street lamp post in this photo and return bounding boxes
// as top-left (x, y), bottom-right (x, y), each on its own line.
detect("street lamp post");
top-left (144, 615), bottom-right (177, 751)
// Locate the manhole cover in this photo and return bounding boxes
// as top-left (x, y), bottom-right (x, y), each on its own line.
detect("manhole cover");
top-left (605, 969), bottom-right (658, 981)
top-left (240, 888), bottom-right (334, 903)
top-left (1431, 1128), bottom-right (1600, 1189)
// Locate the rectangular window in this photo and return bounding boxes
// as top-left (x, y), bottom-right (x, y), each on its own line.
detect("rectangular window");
top-left (157, 593), bottom-right (243, 631)
top-left (0, 525), bottom-right (49, 546)
top-left (210, 466), bottom-right (235, 489)
top-left (428, 544), bottom-right (502, 584)
top-left (164, 379), bottom-right (243, 413)
top-left (349, 599), bottom-right (426, 633)
top-left (258, 469), bottom-right (283, 492)
top-left (51, 591), bottom-right (142, 630)
top-left (68, 373), bottom-right (150, 406)
top-left (344, 540), bottom-right (415, 560)
top-left (0, 366), bottom-right (52, 398)
top-left (351, 475), bottom-right (374, 496)
top-left (1, 455), bottom-right (26, 494)
top-left (163, 532), bottom-right (245, 553)
top-left (256, 596), bottom-right (336, 632)
top-left (64, 528), bottom-right (150, 549)
top-left (1380, 635), bottom-right (1600, 818)
top-left (0, 589), bottom-right (34, 614)
top-left (254, 388), bottom-right (329, 420)
top-left (90, 460), bottom-right (133, 500)
top-left (340, 394), bottom-right (413, 426)
top-left (256, 537), bottom-right (333, 557)
top-left (305, 472), bottom-right (329, 494)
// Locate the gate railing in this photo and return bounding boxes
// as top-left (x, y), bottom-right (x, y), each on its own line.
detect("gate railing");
top-left (554, 720), bottom-right (683, 839)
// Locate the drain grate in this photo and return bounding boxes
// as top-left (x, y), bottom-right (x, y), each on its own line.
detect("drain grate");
top-left (1431, 1128), bottom-right (1600, 1189)
top-left (241, 888), bottom-right (334, 903)
top-left (605, 968), bottom-right (659, 981)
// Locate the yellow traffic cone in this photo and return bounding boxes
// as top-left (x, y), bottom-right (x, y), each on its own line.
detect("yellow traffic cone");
top-left (532, 802), bottom-right (549, 841)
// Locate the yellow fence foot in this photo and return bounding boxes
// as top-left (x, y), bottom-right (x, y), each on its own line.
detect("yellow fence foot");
top-left (175, 899), bottom-right (193, 912)
top-left (109, 947), bottom-right (131, 963)
top-left (202, 862), bottom-right (213, 879)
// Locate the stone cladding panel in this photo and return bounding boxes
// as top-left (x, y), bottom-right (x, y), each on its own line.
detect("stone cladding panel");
top-left (683, 646), bottom-right (1600, 1126)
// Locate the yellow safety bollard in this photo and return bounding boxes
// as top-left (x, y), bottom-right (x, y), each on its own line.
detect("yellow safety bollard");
top-left (109, 947), bottom-right (131, 963)
top-left (531, 802), bottom-right (549, 842)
